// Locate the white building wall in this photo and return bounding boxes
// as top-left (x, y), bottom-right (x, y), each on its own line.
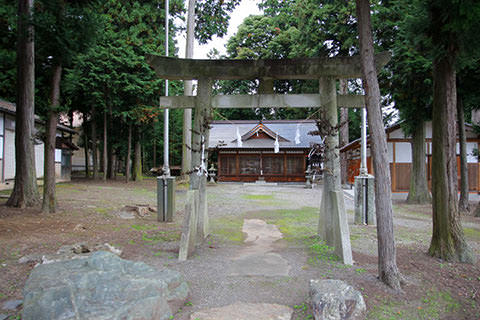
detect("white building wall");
top-left (395, 142), bottom-right (412, 163)
top-left (466, 142), bottom-right (478, 163)
top-left (35, 143), bottom-right (44, 178)
top-left (4, 115), bottom-right (15, 180)
top-left (387, 142), bottom-right (394, 162)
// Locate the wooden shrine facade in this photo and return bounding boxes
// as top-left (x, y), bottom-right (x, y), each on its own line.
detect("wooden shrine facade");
top-left (209, 120), bottom-right (321, 182)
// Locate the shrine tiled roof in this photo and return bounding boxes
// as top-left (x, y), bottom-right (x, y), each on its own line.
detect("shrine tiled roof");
top-left (209, 120), bottom-right (322, 149)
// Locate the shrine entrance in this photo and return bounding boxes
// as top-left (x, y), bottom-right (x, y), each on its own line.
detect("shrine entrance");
top-left (147, 52), bottom-right (390, 264)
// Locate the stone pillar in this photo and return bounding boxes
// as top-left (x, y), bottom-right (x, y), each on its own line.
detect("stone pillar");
top-left (354, 175), bottom-right (376, 225)
top-left (318, 77), bottom-right (353, 265)
top-left (258, 78), bottom-right (274, 94)
top-left (190, 78), bottom-right (212, 242)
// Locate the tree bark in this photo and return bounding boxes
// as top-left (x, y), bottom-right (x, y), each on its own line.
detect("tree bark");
top-left (102, 109), bottom-right (107, 181)
top-left (474, 202), bottom-right (480, 217)
top-left (355, 0), bottom-right (403, 290)
top-left (91, 107), bottom-right (99, 179)
top-left (133, 126), bottom-right (142, 181)
top-left (457, 94), bottom-right (469, 213)
top-left (7, 0), bottom-right (40, 208)
top-left (406, 121), bottom-right (431, 204)
top-left (107, 107), bottom-right (114, 179)
top-left (428, 55), bottom-right (474, 263)
top-left (339, 79), bottom-right (349, 185)
top-left (182, 0), bottom-right (196, 178)
top-left (42, 64), bottom-right (62, 213)
top-left (125, 123), bottom-right (132, 183)
top-left (83, 114), bottom-right (89, 178)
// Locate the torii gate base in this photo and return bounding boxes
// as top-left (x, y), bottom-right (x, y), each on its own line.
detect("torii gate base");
top-left (148, 53), bottom-right (390, 264)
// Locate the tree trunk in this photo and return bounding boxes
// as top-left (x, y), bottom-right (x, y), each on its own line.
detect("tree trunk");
top-left (428, 55), bottom-right (474, 263)
top-left (83, 114), bottom-right (89, 178)
top-left (457, 94), bottom-right (469, 213)
top-left (91, 107), bottom-right (99, 179)
top-left (125, 123), bottom-right (132, 183)
top-left (133, 126), bottom-right (142, 181)
top-left (474, 202), bottom-right (480, 217)
top-left (102, 109), bottom-right (107, 181)
top-left (355, 0), bottom-right (403, 290)
top-left (406, 121), bottom-right (431, 204)
top-left (182, 0), bottom-right (196, 178)
top-left (339, 79), bottom-right (349, 185)
top-left (42, 64), bottom-right (62, 213)
top-left (7, 0), bottom-right (40, 208)
top-left (107, 105), bottom-right (114, 179)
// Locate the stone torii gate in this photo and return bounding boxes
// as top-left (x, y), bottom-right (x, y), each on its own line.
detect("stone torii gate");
top-left (147, 53), bottom-right (390, 264)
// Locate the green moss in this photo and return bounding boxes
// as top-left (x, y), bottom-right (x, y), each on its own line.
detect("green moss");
top-left (463, 227), bottom-right (480, 240)
top-left (243, 194), bottom-right (275, 200)
top-left (211, 216), bottom-right (245, 243)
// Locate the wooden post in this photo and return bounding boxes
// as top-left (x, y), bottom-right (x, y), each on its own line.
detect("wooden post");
top-left (318, 77), bottom-right (353, 265)
top-left (392, 142), bottom-right (396, 192)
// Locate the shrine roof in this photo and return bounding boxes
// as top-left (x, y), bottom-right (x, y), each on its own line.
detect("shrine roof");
top-left (208, 120), bottom-right (322, 149)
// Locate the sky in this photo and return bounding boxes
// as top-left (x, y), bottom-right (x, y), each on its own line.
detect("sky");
top-left (175, 0), bottom-right (262, 59)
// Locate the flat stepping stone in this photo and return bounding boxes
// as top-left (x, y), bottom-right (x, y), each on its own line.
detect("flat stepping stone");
top-left (229, 219), bottom-right (291, 276)
top-left (190, 302), bottom-right (293, 320)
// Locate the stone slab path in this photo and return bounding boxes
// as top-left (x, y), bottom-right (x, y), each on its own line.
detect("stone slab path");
top-left (229, 219), bottom-right (291, 277)
top-left (190, 302), bottom-right (293, 320)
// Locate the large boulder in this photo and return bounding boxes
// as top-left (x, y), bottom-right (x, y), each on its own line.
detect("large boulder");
top-left (23, 251), bottom-right (189, 320)
top-left (309, 279), bottom-right (366, 320)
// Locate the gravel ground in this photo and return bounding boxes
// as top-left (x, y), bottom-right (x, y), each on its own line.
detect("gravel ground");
top-left (1, 179), bottom-right (479, 320)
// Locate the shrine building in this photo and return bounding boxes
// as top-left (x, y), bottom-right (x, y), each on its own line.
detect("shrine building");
top-left (208, 119), bottom-right (322, 182)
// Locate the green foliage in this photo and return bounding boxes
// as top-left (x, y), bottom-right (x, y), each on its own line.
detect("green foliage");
top-left (195, 0), bottom-right (240, 44)
top-left (0, 0), bottom-right (17, 101)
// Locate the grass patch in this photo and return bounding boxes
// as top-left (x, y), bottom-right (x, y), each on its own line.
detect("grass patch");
top-left (95, 207), bottom-right (110, 215)
top-left (304, 236), bottom-right (340, 265)
top-left (463, 227), bottom-right (480, 240)
top-left (141, 230), bottom-right (180, 243)
top-left (243, 194), bottom-right (275, 200)
top-left (211, 216), bottom-right (245, 243)
top-left (132, 187), bottom-right (154, 197)
top-left (250, 207), bottom-right (317, 241)
top-left (130, 224), bottom-right (157, 231)
top-left (367, 289), bottom-right (460, 320)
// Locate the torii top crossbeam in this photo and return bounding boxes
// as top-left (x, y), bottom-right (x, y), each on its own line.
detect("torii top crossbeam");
top-left (146, 52), bottom-right (390, 80)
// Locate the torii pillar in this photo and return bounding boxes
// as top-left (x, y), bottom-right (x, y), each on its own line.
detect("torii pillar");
top-left (318, 77), bottom-right (352, 264)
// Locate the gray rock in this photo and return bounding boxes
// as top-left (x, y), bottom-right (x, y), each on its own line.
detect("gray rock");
top-left (23, 251), bottom-right (189, 320)
top-left (309, 279), bottom-right (366, 320)
top-left (2, 299), bottom-right (22, 310)
top-left (0, 314), bottom-right (8, 320)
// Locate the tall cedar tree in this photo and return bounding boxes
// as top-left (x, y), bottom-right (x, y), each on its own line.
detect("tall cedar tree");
top-left (7, 0), bottom-right (41, 208)
top-left (355, 0), bottom-right (403, 290)
top-left (426, 0), bottom-right (476, 263)
top-left (34, 0), bottom-right (97, 212)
